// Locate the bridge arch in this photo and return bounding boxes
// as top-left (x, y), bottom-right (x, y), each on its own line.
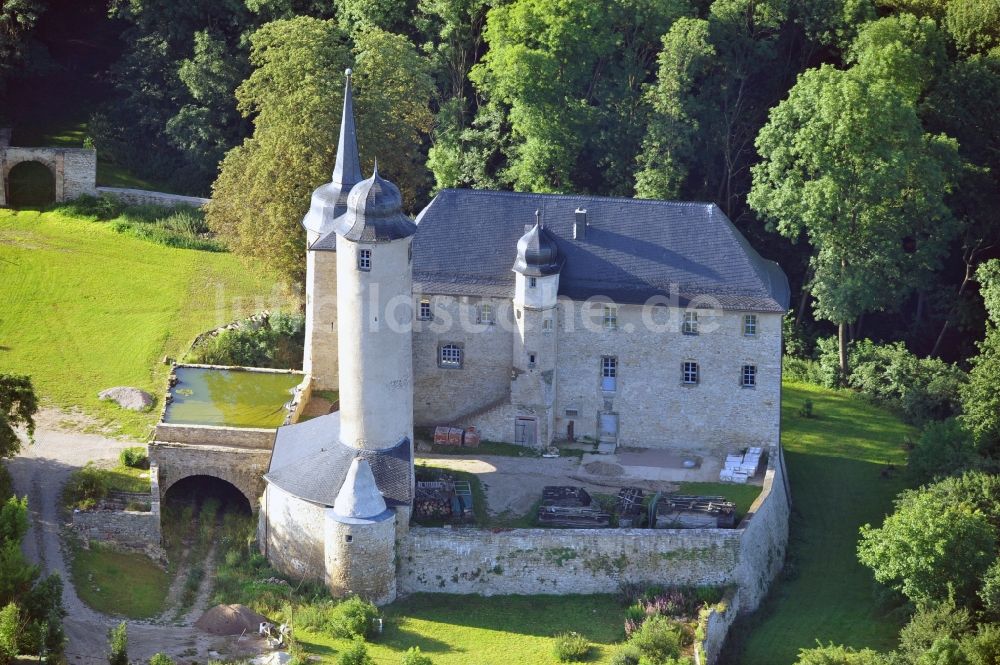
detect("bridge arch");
top-left (160, 469), bottom-right (258, 512)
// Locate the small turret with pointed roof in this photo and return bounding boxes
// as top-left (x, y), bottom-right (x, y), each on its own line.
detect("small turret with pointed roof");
top-left (302, 69), bottom-right (363, 236)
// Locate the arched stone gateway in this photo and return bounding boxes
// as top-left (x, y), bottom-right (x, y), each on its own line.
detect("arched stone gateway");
top-left (7, 161), bottom-right (56, 208)
top-left (150, 442), bottom-right (269, 512)
top-left (0, 131), bottom-right (97, 207)
top-left (163, 474), bottom-right (254, 514)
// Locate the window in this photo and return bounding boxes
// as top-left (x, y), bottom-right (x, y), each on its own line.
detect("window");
top-left (440, 344), bottom-right (462, 368)
top-left (542, 318), bottom-right (553, 332)
top-left (478, 303), bottom-right (494, 325)
top-left (682, 311), bottom-right (698, 334)
top-left (682, 361), bottom-right (699, 385)
top-left (601, 356), bottom-right (617, 392)
top-left (418, 299), bottom-right (432, 321)
top-left (743, 314), bottom-right (757, 336)
top-left (742, 364), bottom-right (756, 387)
top-left (357, 248), bottom-right (372, 271)
top-left (528, 276), bottom-right (537, 288)
top-left (603, 305), bottom-right (618, 330)
top-left (528, 353), bottom-right (537, 368)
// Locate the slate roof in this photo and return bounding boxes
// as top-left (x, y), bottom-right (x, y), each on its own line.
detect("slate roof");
top-left (412, 189), bottom-right (789, 312)
top-left (312, 166), bottom-right (417, 249)
top-left (302, 70), bottom-right (363, 236)
top-left (265, 412), bottom-right (412, 507)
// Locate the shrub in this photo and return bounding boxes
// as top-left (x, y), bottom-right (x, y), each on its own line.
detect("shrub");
top-left (186, 312), bottom-right (305, 370)
top-left (149, 654), bottom-right (174, 665)
top-left (908, 419), bottom-right (981, 483)
top-left (782, 357), bottom-right (825, 385)
top-left (64, 463), bottom-right (108, 509)
top-left (107, 622), bottom-right (128, 665)
top-left (980, 560), bottom-right (1000, 620)
top-left (799, 399), bottom-right (815, 419)
top-left (0, 603), bottom-right (19, 665)
top-left (553, 632), bottom-right (591, 662)
top-left (962, 623), bottom-right (1000, 665)
top-left (793, 644), bottom-right (886, 664)
top-left (329, 596), bottom-right (380, 640)
top-left (627, 615), bottom-right (683, 664)
top-left (338, 639), bottom-right (374, 665)
top-left (119, 447), bottom-right (148, 469)
top-left (848, 339), bottom-right (966, 425)
top-left (609, 644), bottom-right (642, 665)
top-left (897, 601), bottom-right (972, 661)
top-left (401, 646), bottom-right (434, 665)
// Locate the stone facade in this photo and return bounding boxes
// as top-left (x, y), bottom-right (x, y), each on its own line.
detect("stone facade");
top-left (95, 186), bottom-right (209, 208)
top-left (303, 234), bottom-right (339, 391)
top-left (412, 296), bottom-right (782, 452)
top-left (260, 483), bottom-right (327, 581)
top-left (0, 145), bottom-right (97, 206)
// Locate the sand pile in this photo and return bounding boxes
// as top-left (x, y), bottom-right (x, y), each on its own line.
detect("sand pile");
top-left (195, 604), bottom-right (269, 635)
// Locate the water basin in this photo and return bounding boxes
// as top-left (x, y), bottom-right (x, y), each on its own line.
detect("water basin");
top-left (163, 366), bottom-right (303, 428)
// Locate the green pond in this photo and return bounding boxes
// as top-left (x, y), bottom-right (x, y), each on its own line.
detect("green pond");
top-left (163, 367), bottom-right (303, 428)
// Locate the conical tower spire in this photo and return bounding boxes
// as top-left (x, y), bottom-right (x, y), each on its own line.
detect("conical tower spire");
top-left (333, 68), bottom-right (363, 188)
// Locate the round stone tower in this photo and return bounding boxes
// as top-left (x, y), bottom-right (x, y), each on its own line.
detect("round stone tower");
top-left (324, 457), bottom-right (397, 605)
top-left (510, 211), bottom-right (563, 447)
top-left (334, 164), bottom-right (417, 454)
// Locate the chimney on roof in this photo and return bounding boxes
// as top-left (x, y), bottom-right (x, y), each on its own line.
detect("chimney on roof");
top-left (574, 208), bottom-right (588, 240)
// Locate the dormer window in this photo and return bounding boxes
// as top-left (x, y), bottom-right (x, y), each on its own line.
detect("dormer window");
top-left (357, 248), bottom-right (372, 271)
top-left (528, 277), bottom-right (537, 288)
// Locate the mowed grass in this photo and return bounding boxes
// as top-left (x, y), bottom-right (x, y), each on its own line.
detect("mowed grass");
top-left (297, 594), bottom-right (625, 664)
top-left (737, 382), bottom-right (913, 665)
top-left (71, 542), bottom-right (170, 618)
top-left (0, 209), bottom-right (293, 438)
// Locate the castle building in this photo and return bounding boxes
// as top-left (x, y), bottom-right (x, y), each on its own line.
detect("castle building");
top-left (259, 71), bottom-right (789, 602)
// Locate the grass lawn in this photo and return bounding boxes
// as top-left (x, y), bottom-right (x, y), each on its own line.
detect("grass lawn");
top-left (737, 381), bottom-right (913, 665)
top-left (101, 463), bottom-right (151, 494)
top-left (297, 594), bottom-right (625, 665)
top-left (0, 209), bottom-right (293, 438)
top-left (71, 542), bottom-right (170, 618)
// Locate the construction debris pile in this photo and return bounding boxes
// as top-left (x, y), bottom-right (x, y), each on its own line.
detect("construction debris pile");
top-left (537, 486), bottom-right (611, 528)
top-left (650, 494), bottom-right (737, 529)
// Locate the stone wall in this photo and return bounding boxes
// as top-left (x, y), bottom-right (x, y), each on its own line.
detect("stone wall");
top-left (399, 443), bottom-right (789, 609)
top-left (400, 526), bottom-right (740, 595)
top-left (0, 145), bottom-right (97, 206)
top-left (697, 588), bottom-right (740, 665)
top-left (72, 509), bottom-right (163, 560)
top-left (259, 483), bottom-right (327, 581)
top-left (153, 423), bottom-right (276, 449)
top-left (96, 186), bottom-right (209, 208)
top-left (71, 463), bottom-right (163, 560)
top-left (304, 243), bottom-right (339, 391)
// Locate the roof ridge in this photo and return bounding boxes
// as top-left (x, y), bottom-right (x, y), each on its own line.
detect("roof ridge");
top-left (438, 188), bottom-right (716, 209)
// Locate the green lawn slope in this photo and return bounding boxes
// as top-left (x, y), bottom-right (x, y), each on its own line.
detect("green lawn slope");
top-left (0, 209), bottom-right (293, 438)
top-left (738, 382), bottom-right (913, 664)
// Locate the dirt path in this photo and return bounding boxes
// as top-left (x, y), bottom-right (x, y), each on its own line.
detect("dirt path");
top-left (182, 540), bottom-right (218, 625)
top-left (8, 410), bottom-right (237, 663)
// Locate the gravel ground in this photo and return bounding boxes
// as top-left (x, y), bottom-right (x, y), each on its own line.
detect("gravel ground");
top-left (8, 410), bottom-right (247, 663)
